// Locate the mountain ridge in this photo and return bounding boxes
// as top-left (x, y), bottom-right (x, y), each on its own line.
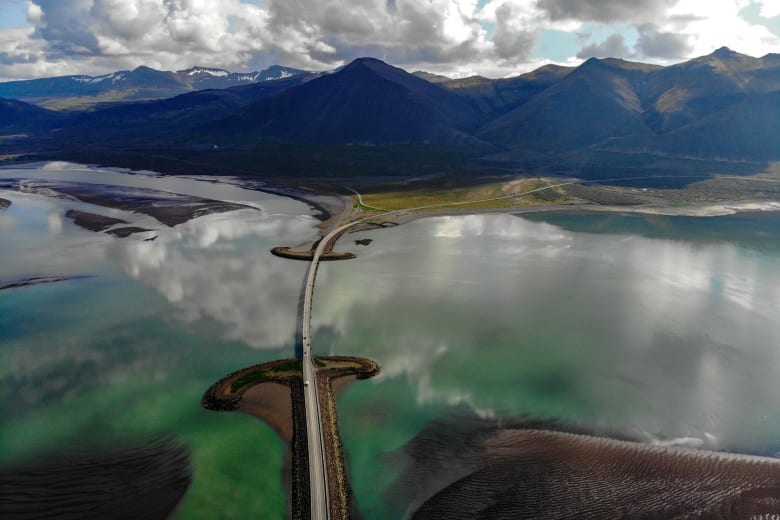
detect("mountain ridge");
top-left (4, 47), bottom-right (780, 180)
top-left (0, 64), bottom-right (308, 109)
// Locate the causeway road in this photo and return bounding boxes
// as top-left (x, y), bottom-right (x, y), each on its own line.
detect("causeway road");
top-left (302, 221), bottom-right (358, 519)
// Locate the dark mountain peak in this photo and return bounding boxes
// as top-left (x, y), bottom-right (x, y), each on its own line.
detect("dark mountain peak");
top-left (711, 46), bottom-right (740, 59)
top-left (217, 55), bottom-right (486, 145)
top-left (344, 57), bottom-right (389, 68)
top-left (581, 56), bottom-right (604, 67)
top-left (696, 46), bottom-right (755, 65)
top-left (131, 65), bottom-right (158, 73)
top-left (572, 57), bottom-right (615, 77)
top-left (577, 56), bottom-right (628, 74)
top-left (336, 57), bottom-right (437, 91)
top-left (263, 65), bottom-right (293, 73)
top-left (341, 57), bottom-right (402, 78)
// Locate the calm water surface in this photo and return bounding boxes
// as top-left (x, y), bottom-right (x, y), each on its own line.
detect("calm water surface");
top-left (0, 162), bottom-right (319, 519)
top-left (319, 211), bottom-right (780, 518)
top-left (3, 163), bottom-right (780, 519)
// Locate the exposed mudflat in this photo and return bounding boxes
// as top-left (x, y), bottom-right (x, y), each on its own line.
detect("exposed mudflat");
top-left (0, 275), bottom-right (91, 292)
top-left (386, 415), bottom-right (780, 520)
top-left (0, 178), bottom-right (254, 227)
top-left (0, 436), bottom-right (191, 520)
top-left (65, 209), bottom-right (128, 232)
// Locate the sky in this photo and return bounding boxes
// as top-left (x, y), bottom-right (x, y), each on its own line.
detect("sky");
top-left (1, 0), bottom-right (780, 81)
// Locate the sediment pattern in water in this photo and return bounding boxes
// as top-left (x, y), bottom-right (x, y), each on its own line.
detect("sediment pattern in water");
top-left (0, 436), bottom-right (192, 520)
top-left (388, 416), bottom-right (780, 519)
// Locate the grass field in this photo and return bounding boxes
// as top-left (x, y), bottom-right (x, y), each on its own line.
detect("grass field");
top-left (348, 177), bottom-right (577, 215)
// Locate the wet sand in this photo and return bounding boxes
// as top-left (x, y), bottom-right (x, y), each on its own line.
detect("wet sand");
top-left (0, 275), bottom-right (91, 292)
top-left (1, 178), bottom-right (255, 227)
top-left (239, 382), bottom-right (295, 442)
top-left (387, 415), bottom-right (780, 520)
top-left (65, 209), bottom-right (129, 232)
top-left (0, 436), bottom-right (191, 520)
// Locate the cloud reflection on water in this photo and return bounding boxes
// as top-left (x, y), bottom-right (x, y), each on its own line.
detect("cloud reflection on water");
top-left (316, 213), bottom-right (780, 450)
top-left (110, 209), bottom-right (317, 349)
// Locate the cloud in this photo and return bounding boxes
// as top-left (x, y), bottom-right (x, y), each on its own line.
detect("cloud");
top-left (663, 0), bottom-right (780, 60)
top-left (635, 23), bottom-right (692, 59)
top-left (536, 0), bottom-right (678, 23)
top-left (576, 33), bottom-right (631, 59)
top-left (756, 0), bottom-right (780, 19)
top-left (2, 0), bottom-right (780, 81)
top-left (493, 3), bottom-right (537, 61)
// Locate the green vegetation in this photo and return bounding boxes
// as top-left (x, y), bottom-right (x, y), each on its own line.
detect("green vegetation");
top-left (313, 357), bottom-right (326, 367)
top-left (272, 359), bottom-right (302, 373)
top-left (228, 360), bottom-right (302, 393)
top-left (230, 371), bottom-right (268, 393)
top-left (352, 197), bottom-right (375, 211)
top-left (39, 91), bottom-right (143, 111)
top-left (350, 177), bottom-right (576, 213)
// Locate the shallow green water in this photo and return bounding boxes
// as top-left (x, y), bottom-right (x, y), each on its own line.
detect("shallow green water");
top-left (0, 163), bottom-right (319, 519)
top-left (317, 211), bottom-right (780, 518)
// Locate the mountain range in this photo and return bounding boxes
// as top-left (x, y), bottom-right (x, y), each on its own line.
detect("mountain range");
top-left (2, 47), bottom-right (780, 180)
top-left (0, 65), bottom-right (306, 109)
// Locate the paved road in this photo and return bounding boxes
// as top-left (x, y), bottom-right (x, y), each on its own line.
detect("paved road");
top-left (302, 221), bottom-right (358, 520)
top-left (345, 186), bottom-right (386, 211)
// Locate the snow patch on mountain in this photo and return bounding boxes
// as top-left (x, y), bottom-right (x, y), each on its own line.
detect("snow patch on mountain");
top-left (186, 67), bottom-right (229, 77)
top-left (267, 70), bottom-right (293, 80)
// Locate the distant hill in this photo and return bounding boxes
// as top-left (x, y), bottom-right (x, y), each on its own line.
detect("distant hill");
top-left (65, 73), bottom-right (319, 135)
top-left (6, 49), bottom-right (780, 180)
top-left (0, 65), bottom-right (307, 110)
top-left (478, 58), bottom-right (660, 152)
top-left (0, 98), bottom-right (67, 133)
top-left (480, 47), bottom-right (780, 164)
top-left (440, 65), bottom-right (574, 120)
top-left (411, 71), bottom-right (452, 84)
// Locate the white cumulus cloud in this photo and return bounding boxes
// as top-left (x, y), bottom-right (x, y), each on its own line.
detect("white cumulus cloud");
top-left (0, 0), bottom-right (779, 81)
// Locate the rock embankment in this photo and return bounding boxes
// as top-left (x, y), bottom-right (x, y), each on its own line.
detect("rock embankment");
top-left (202, 356), bottom-right (379, 520)
top-left (271, 247), bottom-right (355, 261)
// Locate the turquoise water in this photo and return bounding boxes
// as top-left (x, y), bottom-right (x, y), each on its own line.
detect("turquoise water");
top-left (317, 211), bottom-right (780, 518)
top-left (0, 163), bottom-right (319, 519)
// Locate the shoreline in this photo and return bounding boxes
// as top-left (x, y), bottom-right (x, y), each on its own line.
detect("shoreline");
top-left (347, 199), bottom-right (780, 230)
top-left (6, 159), bottom-right (780, 245)
top-left (0, 159), bottom-right (352, 232)
top-left (6, 159), bottom-right (780, 236)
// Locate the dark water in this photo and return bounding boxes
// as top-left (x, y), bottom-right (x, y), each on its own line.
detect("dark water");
top-left (317, 211), bottom-right (780, 518)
